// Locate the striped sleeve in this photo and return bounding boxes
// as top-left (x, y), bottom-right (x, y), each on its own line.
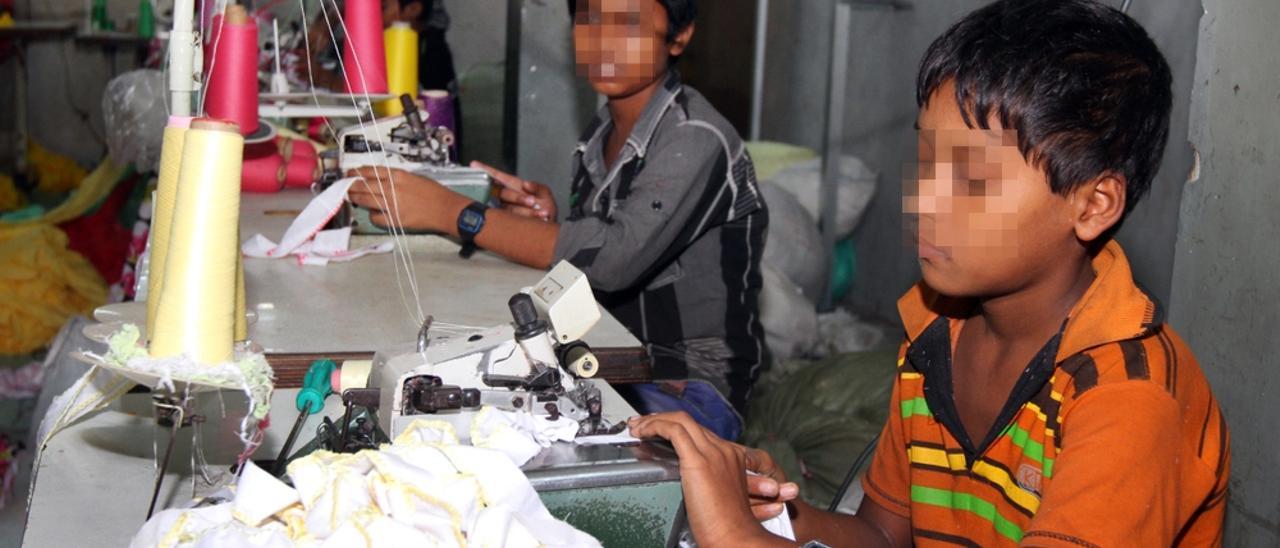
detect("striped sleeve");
top-left (860, 349), bottom-right (912, 518)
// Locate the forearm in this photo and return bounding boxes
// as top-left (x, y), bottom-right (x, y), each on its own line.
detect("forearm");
top-left (435, 193), bottom-right (557, 269)
top-left (788, 500), bottom-right (898, 547)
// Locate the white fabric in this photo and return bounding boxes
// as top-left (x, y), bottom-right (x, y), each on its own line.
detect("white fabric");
top-left (233, 461), bottom-right (301, 527)
top-left (242, 177), bottom-right (393, 265)
top-left (131, 421), bottom-right (601, 548)
top-left (470, 407), bottom-right (579, 466)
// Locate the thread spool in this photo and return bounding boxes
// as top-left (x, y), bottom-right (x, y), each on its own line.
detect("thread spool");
top-left (204, 5), bottom-right (261, 139)
top-left (378, 22), bottom-right (419, 116)
top-left (235, 248), bottom-right (246, 342)
top-left (146, 115), bottom-right (193, 339)
top-left (282, 151), bottom-right (321, 188)
top-left (149, 119), bottom-right (245, 364)
top-left (280, 138), bottom-right (317, 163)
top-left (421, 90), bottom-right (457, 159)
top-left (241, 141), bottom-right (285, 193)
top-left (341, 0), bottom-right (389, 94)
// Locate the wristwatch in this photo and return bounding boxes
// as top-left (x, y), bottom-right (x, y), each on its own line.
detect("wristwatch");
top-left (456, 202), bottom-right (488, 259)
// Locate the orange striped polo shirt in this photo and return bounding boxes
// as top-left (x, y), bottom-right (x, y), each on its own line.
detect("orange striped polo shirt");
top-left (861, 241), bottom-right (1229, 547)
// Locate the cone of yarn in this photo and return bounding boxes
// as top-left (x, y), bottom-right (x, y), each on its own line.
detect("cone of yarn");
top-left (235, 247), bottom-right (247, 342)
top-left (146, 116), bottom-right (194, 338)
top-left (242, 141), bottom-right (285, 193)
top-left (149, 119), bottom-right (245, 364)
top-left (377, 22), bottom-right (418, 116)
top-left (341, 0), bottom-right (388, 94)
top-left (282, 150), bottom-right (321, 188)
top-left (422, 89), bottom-right (457, 159)
top-left (204, 5), bottom-right (261, 138)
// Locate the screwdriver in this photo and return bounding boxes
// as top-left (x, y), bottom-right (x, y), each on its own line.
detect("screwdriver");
top-left (272, 359), bottom-right (336, 476)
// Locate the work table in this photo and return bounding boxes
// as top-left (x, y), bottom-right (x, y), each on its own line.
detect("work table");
top-left (21, 190), bottom-right (683, 547)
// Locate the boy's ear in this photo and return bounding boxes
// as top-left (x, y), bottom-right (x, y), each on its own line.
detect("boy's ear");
top-left (1071, 173), bottom-right (1126, 243)
top-left (668, 23), bottom-right (695, 57)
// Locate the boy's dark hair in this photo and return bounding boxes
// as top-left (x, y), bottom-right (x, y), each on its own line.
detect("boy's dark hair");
top-left (918, 0), bottom-right (1172, 223)
top-left (567, 0), bottom-right (697, 43)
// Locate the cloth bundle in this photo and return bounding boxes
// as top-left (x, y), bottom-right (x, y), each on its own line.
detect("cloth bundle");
top-left (131, 419), bottom-right (601, 548)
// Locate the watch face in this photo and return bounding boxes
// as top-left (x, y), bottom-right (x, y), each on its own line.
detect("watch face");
top-left (460, 209), bottom-right (485, 233)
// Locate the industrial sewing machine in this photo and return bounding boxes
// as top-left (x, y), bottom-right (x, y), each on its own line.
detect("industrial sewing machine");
top-left (368, 260), bottom-right (621, 440)
top-left (320, 94), bottom-right (492, 234)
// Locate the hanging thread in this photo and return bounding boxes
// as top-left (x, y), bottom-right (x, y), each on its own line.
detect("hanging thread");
top-left (150, 119), bottom-right (245, 364)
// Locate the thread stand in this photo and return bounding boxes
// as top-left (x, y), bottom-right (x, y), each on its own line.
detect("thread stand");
top-left (146, 394), bottom-right (203, 521)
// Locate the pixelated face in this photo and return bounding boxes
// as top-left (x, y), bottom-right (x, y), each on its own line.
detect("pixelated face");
top-left (573, 0), bottom-right (676, 97)
top-left (906, 81), bottom-right (1079, 297)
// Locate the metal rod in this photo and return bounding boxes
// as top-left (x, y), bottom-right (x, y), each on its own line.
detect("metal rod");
top-left (1121, 0), bottom-right (1133, 13)
top-left (272, 410), bottom-right (310, 476)
top-left (168, 0), bottom-right (197, 115)
top-left (818, 0), bottom-right (853, 311)
top-left (147, 402), bottom-right (185, 520)
top-left (749, 0), bottom-right (770, 141)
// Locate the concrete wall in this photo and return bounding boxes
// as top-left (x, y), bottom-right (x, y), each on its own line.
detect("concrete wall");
top-left (1170, 0), bottom-right (1280, 544)
top-left (761, 0), bottom-right (1200, 323)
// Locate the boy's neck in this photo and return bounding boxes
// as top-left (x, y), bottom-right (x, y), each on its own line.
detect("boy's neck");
top-left (972, 252), bottom-right (1096, 347)
top-left (605, 73), bottom-right (667, 144)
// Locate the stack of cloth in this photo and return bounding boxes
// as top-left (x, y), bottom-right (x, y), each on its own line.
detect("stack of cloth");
top-left (132, 413), bottom-right (599, 548)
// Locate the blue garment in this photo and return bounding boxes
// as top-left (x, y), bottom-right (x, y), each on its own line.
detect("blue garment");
top-left (630, 380), bottom-right (743, 441)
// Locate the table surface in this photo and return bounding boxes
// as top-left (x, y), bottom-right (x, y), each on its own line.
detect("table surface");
top-left (240, 190), bottom-right (640, 353)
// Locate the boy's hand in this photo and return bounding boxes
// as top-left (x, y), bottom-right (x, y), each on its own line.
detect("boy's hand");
top-left (472, 161), bottom-right (557, 222)
top-left (628, 412), bottom-right (793, 547)
top-left (346, 166), bottom-right (467, 232)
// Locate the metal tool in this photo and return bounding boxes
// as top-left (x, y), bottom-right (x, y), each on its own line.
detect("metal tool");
top-left (147, 394), bottom-right (200, 520)
top-left (272, 359), bottom-right (336, 475)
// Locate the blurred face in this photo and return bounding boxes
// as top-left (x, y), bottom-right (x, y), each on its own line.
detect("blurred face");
top-left (573, 0), bottom-right (688, 98)
top-left (905, 81), bottom-right (1079, 298)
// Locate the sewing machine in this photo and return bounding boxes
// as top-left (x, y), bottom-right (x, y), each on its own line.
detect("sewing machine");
top-left (321, 94), bottom-right (492, 234)
top-left (367, 260), bottom-right (618, 440)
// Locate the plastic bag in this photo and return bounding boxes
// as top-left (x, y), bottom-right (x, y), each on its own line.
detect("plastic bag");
top-left (743, 349), bottom-right (898, 507)
top-left (767, 155), bottom-right (878, 239)
top-left (102, 69), bottom-right (167, 171)
top-left (761, 181), bottom-right (829, 303)
top-left (759, 263), bottom-right (819, 362)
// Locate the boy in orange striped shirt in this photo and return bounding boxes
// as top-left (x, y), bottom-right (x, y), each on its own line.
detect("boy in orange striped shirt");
top-left (628, 0), bottom-right (1229, 546)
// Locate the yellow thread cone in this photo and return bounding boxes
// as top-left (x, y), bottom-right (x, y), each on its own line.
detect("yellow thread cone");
top-left (147, 119), bottom-right (192, 338)
top-left (234, 249), bottom-right (247, 342)
top-left (377, 22), bottom-right (419, 117)
top-left (149, 120), bottom-right (244, 364)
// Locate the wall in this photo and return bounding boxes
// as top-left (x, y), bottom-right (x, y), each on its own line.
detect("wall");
top-left (5, 0), bottom-right (143, 167)
top-left (1170, 0), bottom-right (1280, 544)
top-left (760, 0), bottom-right (1200, 323)
top-left (514, 0), bottom-right (598, 215)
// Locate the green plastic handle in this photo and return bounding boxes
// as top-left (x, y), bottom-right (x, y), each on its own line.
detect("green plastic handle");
top-left (296, 359), bottom-right (336, 415)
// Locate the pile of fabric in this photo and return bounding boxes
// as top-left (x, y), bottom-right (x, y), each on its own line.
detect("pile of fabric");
top-left (132, 419), bottom-right (601, 548)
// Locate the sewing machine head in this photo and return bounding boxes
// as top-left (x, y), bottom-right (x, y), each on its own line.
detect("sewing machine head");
top-left (369, 262), bottom-right (612, 440)
top-left (321, 94), bottom-right (492, 232)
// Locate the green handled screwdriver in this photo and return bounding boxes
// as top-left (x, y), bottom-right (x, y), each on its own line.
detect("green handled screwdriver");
top-left (272, 359), bottom-right (336, 475)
